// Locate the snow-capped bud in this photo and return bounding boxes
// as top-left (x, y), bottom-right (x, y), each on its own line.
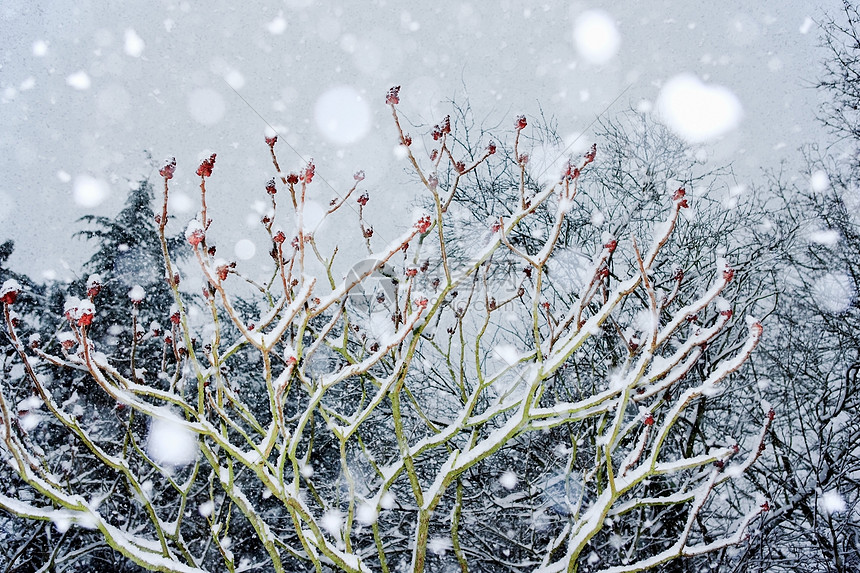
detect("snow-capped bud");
top-left (265, 134), bottom-right (278, 147)
top-left (29, 333), bottom-right (41, 349)
top-left (57, 331), bottom-right (76, 350)
top-left (0, 279), bottom-right (22, 305)
top-left (265, 178), bottom-right (277, 195)
top-left (515, 115), bottom-right (527, 131)
top-left (159, 157), bottom-right (176, 180)
top-left (487, 141), bottom-right (497, 155)
top-left (354, 170), bottom-right (365, 182)
top-left (272, 230), bottom-right (286, 244)
top-left (300, 160), bottom-right (315, 184)
top-left (196, 153), bottom-right (216, 178)
top-left (169, 304), bottom-right (180, 325)
top-left (385, 85), bottom-right (401, 105)
top-left (8, 310), bottom-right (20, 328)
top-left (643, 413), bottom-right (654, 426)
top-left (185, 219), bottom-right (206, 247)
top-left (63, 297), bottom-right (81, 321)
top-left (128, 285), bottom-right (145, 305)
top-left (215, 262), bottom-right (230, 282)
top-left (363, 227), bottom-right (374, 238)
top-left (150, 321), bottom-right (162, 337)
top-left (401, 134), bottom-right (413, 147)
top-left (284, 346), bottom-right (297, 366)
top-left (415, 215), bottom-right (432, 234)
top-left (427, 173), bottom-right (439, 190)
top-left (357, 192), bottom-right (369, 206)
top-left (286, 173), bottom-right (299, 185)
top-left (86, 274), bottom-right (102, 298)
top-left (76, 299), bottom-right (95, 326)
top-left (722, 267), bottom-right (735, 282)
top-left (415, 297), bottom-right (428, 310)
top-left (673, 187), bottom-right (689, 209)
top-left (583, 143), bottom-right (597, 165)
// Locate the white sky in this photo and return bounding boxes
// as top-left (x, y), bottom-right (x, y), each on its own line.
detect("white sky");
top-left (0, 0), bottom-right (840, 281)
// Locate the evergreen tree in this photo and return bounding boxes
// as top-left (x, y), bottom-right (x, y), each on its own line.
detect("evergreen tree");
top-left (74, 179), bottom-right (185, 383)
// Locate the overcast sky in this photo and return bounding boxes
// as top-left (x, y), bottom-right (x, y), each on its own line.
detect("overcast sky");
top-left (0, 0), bottom-right (841, 283)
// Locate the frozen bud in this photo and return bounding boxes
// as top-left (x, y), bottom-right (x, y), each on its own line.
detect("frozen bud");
top-left (486, 141), bottom-right (497, 155)
top-left (265, 178), bottom-right (277, 195)
top-left (515, 115), bottom-right (527, 131)
top-left (28, 333), bottom-right (41, 349)
top-left (427, 173), bottom-right (439, 190)
top-left (169, 304), bottom-right (181, 325)
top-left (272, 230), bottom-right (286, 244)
top-left (86, 274), bottom-right (102, 298)
top-left (185, 219), bottom-right (206, 247)
top-left (8, 311), bottom-right (20, 328)
top-left (63, 297), bottom-right (81, 321)
top-left (431, 125), bottom-right (443, 141)
top-left (159, 157), bottom-right (176, 180)
top-left (128, 285), bottom-right (145, 304)
top-left (722, 267), bottom-right (735, 282)
top-left (357, 192), bottom-right (369, 206)
top-left (76, 299), bottom-right (95, 326)
top-left (643, 412), bottom-right (654, 426)
top-left (363, 227), bottom-right (374, 238)
top-left (415, 297), bottom-right (428, 310)
top-left (454, 161), bottom-right (466, 174)
top-left (150, 321), bottom-right (162, 337)
top-left (0, 279), bottom-right (22, 305)
top-left (430, 149), bottom-right (439, 161)
top-left (604, 238), bottom-right (617, 253)
top-left (215, 262), bottom-right (230, 282)
top-left (672, 187), bottom-right (689, 209)
top-left (57, 331), bottom-right (76, 350)
top-left (196, 153), bottom-right (216, 178)
top-left (385, 85), bottom-right (401, 105)
top-left (300, 160), bottom-right (315, 184)
top-left (286, 172), bottom-right (299, 185)
top-left (518, 153), bottom-right (529, 165)
top-left (353, 170), bottom-right (365, 182)
top-left (583, 143), bottom-right (597, 165)
top-left (401, 134), bottom-right (412, 147)
top-left (440, 115), bottom-right (451, 135)
top-left (415, 215), bottom-right (432, 234)
top-left (284, 346), bottom-right (297, 365)
top-left (405, 267), bottom-right (418, 278)
top-left (265, 134), bottom-right (278, 147)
